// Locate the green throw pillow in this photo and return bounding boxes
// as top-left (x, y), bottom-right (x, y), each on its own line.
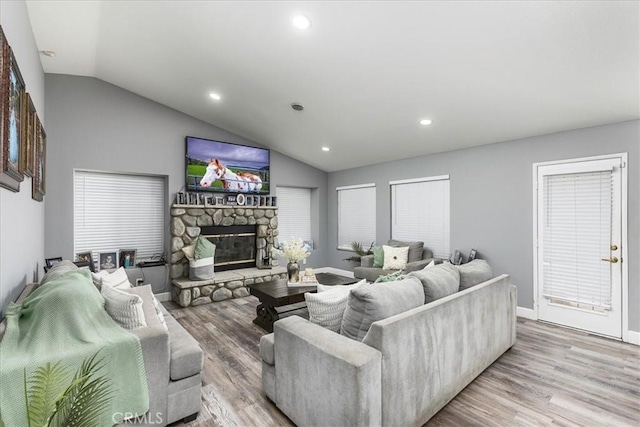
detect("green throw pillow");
top-left (373, 246), bottom-right (384, 268)
top-left (374, 270), bottom-right (406, 283)
top-left (194, 237), bottom-right (216, 260)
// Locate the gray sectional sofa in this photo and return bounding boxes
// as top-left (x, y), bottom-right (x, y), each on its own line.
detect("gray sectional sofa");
top-left (0, 262), bottom-right (203, 427)
top-left (353, 239), bottom-right (436, 282)
top-left (260, 262), bottom-right (517, 426)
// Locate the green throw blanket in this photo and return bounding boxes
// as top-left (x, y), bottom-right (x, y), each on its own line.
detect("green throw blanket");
top-left (0, 269), bottom-right (149, 426)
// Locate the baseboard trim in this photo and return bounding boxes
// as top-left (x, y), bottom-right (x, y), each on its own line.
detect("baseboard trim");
top-left (517, 307), bottom-right (537, 320)
top-left (314, 267), bottom-right (355, 278)
top-left (626, 330), bottom-right (640, 346)
top-left (154, 292), bottom-right (171, 302)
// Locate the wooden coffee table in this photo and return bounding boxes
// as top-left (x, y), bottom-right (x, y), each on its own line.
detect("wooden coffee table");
top-left (248, 273), bottom-right (359, 332)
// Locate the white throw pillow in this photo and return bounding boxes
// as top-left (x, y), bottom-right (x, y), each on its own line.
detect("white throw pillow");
top-left (98, 267), bottom-right (133, 289)
top-left (91, 270), bottom-right (110, 289)
top-left (101, 284), bottom-right (147, 330)
top-left (305, 281), bottom-right (366, 332)
top-left (382, 245), bottom-right (409, 270)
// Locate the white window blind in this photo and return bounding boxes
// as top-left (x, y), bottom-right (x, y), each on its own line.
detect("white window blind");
top-left (542, 171), bottom-right (613, 309)
top-left (391, 177), bottom-right (450, 259)
top-left (276, 186), bottom-right (311, 243)
top-left (74, 170), bottom-right (166, 264)
top-left (337, 184), bottom-right (376, 250)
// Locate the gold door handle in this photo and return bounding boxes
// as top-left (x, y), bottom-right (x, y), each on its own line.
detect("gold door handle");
top-left (601, 256), bottom-right (619, 263)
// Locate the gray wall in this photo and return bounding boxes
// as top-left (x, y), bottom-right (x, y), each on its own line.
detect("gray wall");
top-left (0, 0), bottom-right (46, 317)
top-left (44, 74), bottom-right (328, 293)
top-left (327, 120), bottom-right (639, 332)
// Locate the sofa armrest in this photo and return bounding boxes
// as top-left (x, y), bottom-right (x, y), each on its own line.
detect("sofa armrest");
top-left (404, 258), bottom-right (434, 272)
top-left (273, 316), bottom-right (382, 427)
top-left (360, 254), bottom-right (374, 268)
top-left (128, 326), bottom-right (170, 417)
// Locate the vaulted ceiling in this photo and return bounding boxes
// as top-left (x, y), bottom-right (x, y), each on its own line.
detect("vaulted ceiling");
top-left (26, 1), bottom-right (639, 172)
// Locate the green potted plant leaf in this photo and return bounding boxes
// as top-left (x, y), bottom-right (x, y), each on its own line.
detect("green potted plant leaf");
top-left (344, 241), bottom-right (375, 263)
top-left (23, 352), bottom-right (113, 427)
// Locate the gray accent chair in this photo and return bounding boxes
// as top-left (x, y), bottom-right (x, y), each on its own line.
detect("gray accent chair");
top-left (353, 239), bottom-right (436, 282)
top-left (260, 273), bottom-right (517, 426)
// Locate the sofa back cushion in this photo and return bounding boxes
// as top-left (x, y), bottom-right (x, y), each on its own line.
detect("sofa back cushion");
top-left (40, 260), bottom-right (78, 286)
top-left (456, 259), bottom-right (493, 290)
top-left (387, 240), bottom-right (424, 263)
top-left (340, 277), bottom-right (424, 341)
top-left (408, 263), bottom-right (460, 303)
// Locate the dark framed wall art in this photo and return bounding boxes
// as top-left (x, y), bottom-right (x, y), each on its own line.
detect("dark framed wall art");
top-left (32, 117), bottom-right (46, 201)
top-left (22, 93), bottom-right (36, 177)
top-left (1, 44), bottom-right (26, 192)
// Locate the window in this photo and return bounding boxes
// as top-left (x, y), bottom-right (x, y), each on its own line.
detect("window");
top-left (391, 176), bottom-right (450, 259)
top-left (276, 186), bottom-right (311, 242)
top-left (337, 184), bottom-right (376, 250)
top-left (74, 170), bottom-right (166, 264)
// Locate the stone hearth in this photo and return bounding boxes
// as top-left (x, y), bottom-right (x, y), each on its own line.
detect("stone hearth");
top-left (170, 204), bottom-right (280, 306)
top-left (172, 266), bottom-right (287, 307)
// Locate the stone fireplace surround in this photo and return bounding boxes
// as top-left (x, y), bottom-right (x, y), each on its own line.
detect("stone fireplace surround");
top-left (170, 205), bottom-right (287, 307)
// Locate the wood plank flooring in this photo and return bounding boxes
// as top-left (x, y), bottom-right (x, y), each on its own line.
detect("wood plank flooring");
top-left (165, 297), bottom-right (640, 427)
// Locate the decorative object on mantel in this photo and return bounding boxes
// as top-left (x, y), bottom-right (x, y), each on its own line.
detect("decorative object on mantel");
top-left (175, 190), bottom-right (277, 207)
top-left (273, 237), bottom-right (311, 284)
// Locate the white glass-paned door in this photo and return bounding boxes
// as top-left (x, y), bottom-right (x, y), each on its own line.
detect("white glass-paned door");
top-left (537, 158), bottom-right (622, 338)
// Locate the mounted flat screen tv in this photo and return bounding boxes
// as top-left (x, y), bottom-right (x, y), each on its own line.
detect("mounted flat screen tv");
top-left (186, 136), bottom-right (270, 194)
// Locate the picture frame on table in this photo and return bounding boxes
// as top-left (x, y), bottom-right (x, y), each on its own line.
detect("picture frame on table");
top-left (31, 117), bottom-right (45, 201)
top-left (118, 249), bottom-right (137, 268)
top-left (76, 251), bottom-right (95, 271)
top-left (1, 29), bottom-right (25, 192)
top-left (76, 251), bottom-right (93, 262)
top-left (468, 249), bottom-right (477, 262)
top-left (98, 252), bottom-right (118, 271)
top-left (45, 257), bottom-right (63, 269)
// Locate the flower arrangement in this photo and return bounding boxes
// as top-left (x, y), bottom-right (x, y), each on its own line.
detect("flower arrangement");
top-left (273, 237), bottom-right (311, 263)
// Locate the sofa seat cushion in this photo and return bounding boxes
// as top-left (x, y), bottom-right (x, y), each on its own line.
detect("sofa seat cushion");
top-left (341, 277), bottom-right (423, 341)
top-left (457, 259), bottom-right (493, 290)
top-left (164, 312), bottom-right (203, 381)
top-left (408, 263), bottom-right (460, 303)
top-left (387, 240), bottom-right (424, 263)
top-left (260, 333), bottom-right (275, 365)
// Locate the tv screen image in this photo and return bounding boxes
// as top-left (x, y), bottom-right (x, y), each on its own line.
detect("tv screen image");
top-left (186, 136), bottom-right (270, 194)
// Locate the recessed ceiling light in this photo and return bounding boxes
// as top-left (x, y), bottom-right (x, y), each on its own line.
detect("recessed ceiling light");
top-left (293, 15), bottom-right (312, 30)
top-left (41, 50), bottom-right (56, 57)
top-left (419, 119), bottom-right (432, 126)
top-left (209, 92), bottom-right (222, 101)
top-left (322, 146), bottom-right (330, 152)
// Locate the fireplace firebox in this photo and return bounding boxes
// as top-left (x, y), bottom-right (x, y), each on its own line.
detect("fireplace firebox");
top-left (200, 225), bottom-right (257, 271)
